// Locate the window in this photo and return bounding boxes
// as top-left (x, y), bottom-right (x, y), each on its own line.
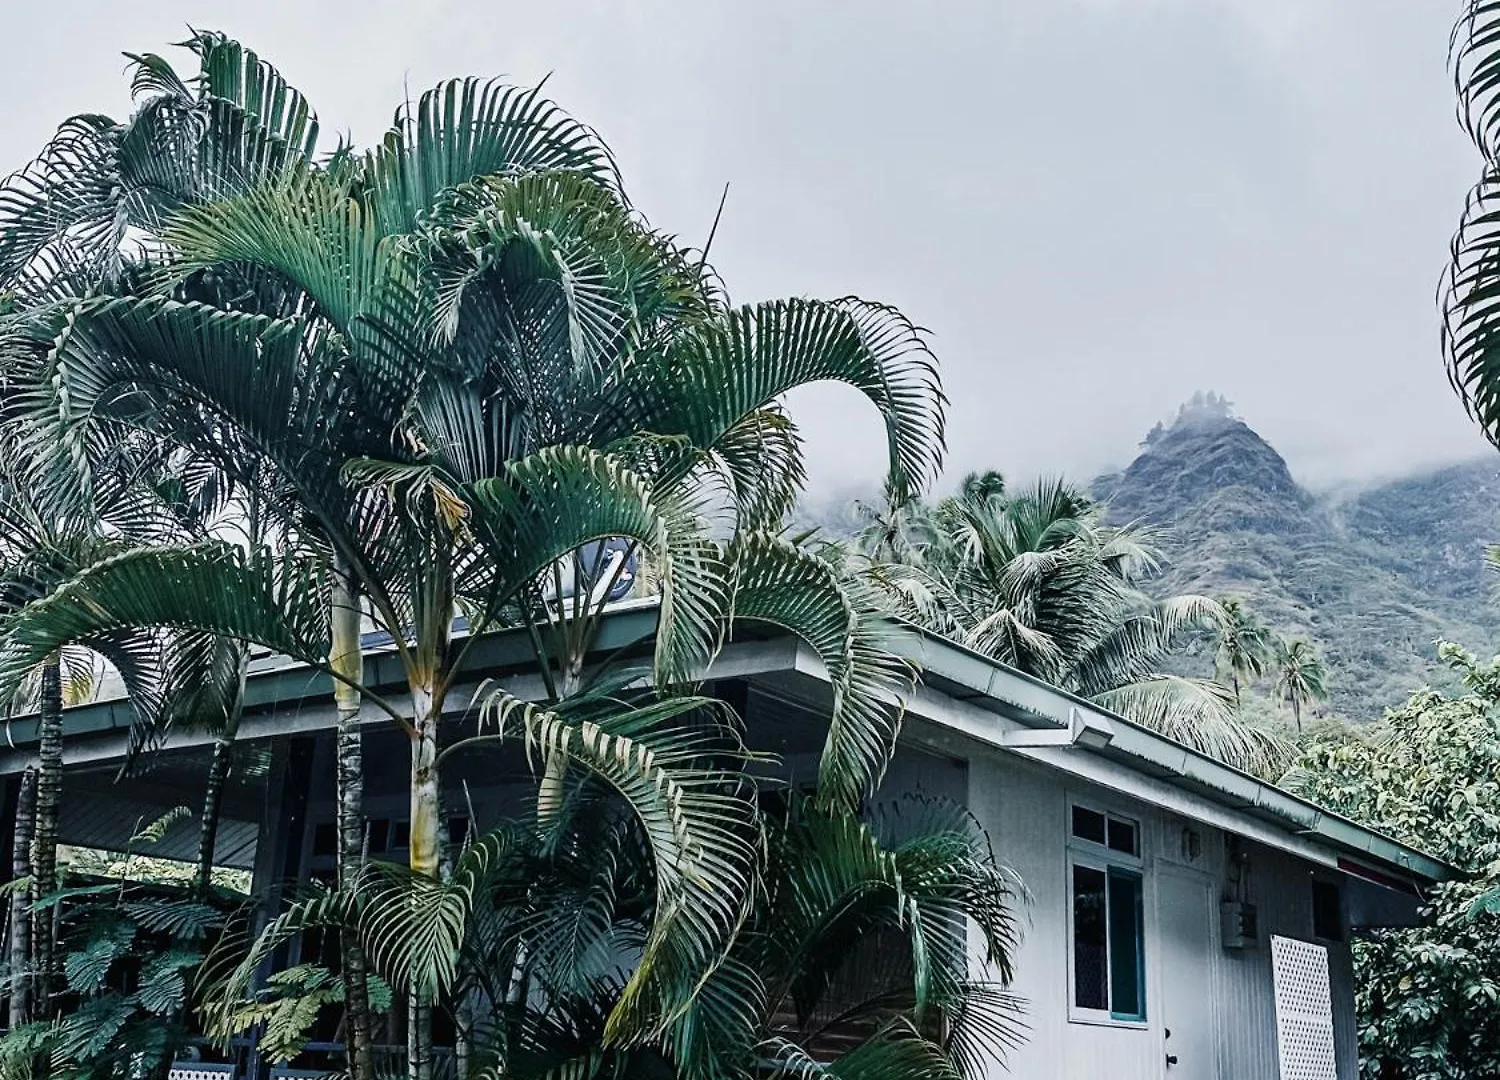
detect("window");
top-left (1071, 804), bottom-right (1139, 856)
top-left (1312, 880), bottom-right (1343, 942)
top-left (1069, 802), bottom-right (1146, 1023)
top-left (1072, 805), bottom-right (1107, 845)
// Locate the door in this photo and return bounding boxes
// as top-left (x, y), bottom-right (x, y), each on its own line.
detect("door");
top-left (1157, 868), bottom-right (1219, 1079)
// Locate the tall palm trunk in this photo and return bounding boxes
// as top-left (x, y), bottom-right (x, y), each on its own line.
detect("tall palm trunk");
top-left (195, 737), bottom-right (234, 895)
top-left (7, 767), bottom-right (36, 1028)
top-left (407, 680), bottom-right (440, 1080)
top-left (30, 656), bottom-right (62, 1017)
top-left (409, 689), bottom-right (442, 879)
top-left (196, 645), bottom-right (250, 896)
top-left (1292, 695), bottom-right (1302, 735)
top-left (330, 562), bottom-right (376, 1080)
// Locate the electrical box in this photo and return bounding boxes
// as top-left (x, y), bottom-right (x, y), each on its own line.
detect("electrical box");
top-left (1222, 900), bottom-right (1258, 949)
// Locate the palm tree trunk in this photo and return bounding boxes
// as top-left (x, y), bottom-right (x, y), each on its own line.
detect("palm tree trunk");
top-left (1292, 695), bottom-right (1302, 736)
top-left (7, 767), bottom-right (36, 1028)
top-left (195, 738), bottom-right (234, 895)
top-left (408, 684), bottom-right (442, 881)
top-left (197, 646), bottom-right (250, 896)
top-left (330, 562), bottom-right (376, 1080)
top-left (30, 656), bottom-right (62, 1017)
top-left (407, 679), bottom-right (441, 1080)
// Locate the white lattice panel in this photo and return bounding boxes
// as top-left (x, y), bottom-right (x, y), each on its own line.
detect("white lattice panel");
top-left (1272, 936), bottom-right (1336, 1080)
top-left (168, 1066), bottom-right (235, 1080)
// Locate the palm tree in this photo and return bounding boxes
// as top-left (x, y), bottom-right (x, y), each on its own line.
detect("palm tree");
top-left (856, 478), bottom-right (1290, 774)
top-left (0, 38), bottom-right (381, 1066)
top-left (0, 32), bottom-right (944, 1077)
top-left (202, 699), bottom-right (1025, 1080)
top-left (6, 768), bottom-right (34, 1027)
top-left (0, 435), bottom-right (156, 1022)
top-left (1273, 637), bottom-right (1329, 734)
top-left (1214, 598), bottom-right (1273, 708)
top-left (1443, 3), bottom-right (1500, 448)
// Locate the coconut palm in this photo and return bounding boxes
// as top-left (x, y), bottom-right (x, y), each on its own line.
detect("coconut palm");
top-left (1273, 637), bottom-right (1329, 735)
top-left (0, 32), bottom-right (943, 1077)
top-left (1213, 598), bottom-right (1273, 708)
top-left (855, 478), bottom-right (1290, 774)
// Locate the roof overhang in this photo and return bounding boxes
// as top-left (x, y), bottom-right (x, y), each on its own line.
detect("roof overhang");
top-left (0, 604), bottom-right (1455, 890)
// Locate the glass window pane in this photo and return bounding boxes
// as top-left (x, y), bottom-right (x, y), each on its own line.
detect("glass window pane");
top-left (1312, 880), bottom-right (1343, 942)
top-left (1108, 869), bottom-right (1145, 1019)
top-left (1107, 817), bottom-right (1138, 856)
top-left (1072, 806), bottom-right (1107, 845)
top-left (1073, 865), bottom-right (1108, 1010)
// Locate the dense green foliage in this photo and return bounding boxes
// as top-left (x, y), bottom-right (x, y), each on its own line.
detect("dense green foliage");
top-left (0, 27), bottom-right (1024, 1080)
top-left (0, 812), bottom-right (246, 1080)
top-left (200, 788), bottom-right (1023, 1079)
top-left (1283, 646), bottom-right (1500, 1078)
top-left (837, 475), bottom-right (1291, 773)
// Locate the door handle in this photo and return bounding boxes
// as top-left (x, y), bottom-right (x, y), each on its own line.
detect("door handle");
top-left (1166, 1055), bottom-right (1179, 1067)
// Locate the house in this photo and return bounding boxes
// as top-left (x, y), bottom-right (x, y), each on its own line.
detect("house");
top-left (0, 604), bottom-right (1452, 1080)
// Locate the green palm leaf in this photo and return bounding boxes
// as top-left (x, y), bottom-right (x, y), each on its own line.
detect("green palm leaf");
top-left (0, 542), bottom-right (331, 708)
top-left (710, 407), bottom-right (807, 532)
top-left (466, 445), bottom-right (727, 682)
top-left (189, 31), bottom-right (320, 173)
top-left (1443, 4), bottom-right (1500, 444)
top-left (728, 535), bottom-right (911, 810)
top-left (1092, 675), bottom-right (1293, 777)
top-left (473, 689), bottom-right (760, 1046)
top-left (601, 298), bottom-right (945, 503)
top-left (362, 78), bottom-right (618, 238)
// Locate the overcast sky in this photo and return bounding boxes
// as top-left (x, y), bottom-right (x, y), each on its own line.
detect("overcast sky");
top-left (0, 0), bottom-right (1488, 498)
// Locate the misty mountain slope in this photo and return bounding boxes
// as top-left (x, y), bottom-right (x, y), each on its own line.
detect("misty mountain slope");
top-left (1095, 412), bottom-right (1500, 719)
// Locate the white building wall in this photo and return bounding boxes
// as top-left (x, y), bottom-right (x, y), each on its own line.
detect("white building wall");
top-left (966, 752), bottom-right (1361, 1080)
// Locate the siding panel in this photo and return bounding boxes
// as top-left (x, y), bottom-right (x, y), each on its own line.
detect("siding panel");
top-left (966, 757), bottom-right (1362, 1080)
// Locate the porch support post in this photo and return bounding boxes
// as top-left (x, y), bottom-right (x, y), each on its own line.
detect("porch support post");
top-left (243, 735), bottom-right (318, 1080)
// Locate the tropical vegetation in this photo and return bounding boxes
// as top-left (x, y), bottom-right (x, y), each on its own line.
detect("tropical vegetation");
top-left (0, 28), bottom-right (1029, 1080)
top-left (1282, 645), bottom-right (1500, 1079)
top-left (837, 474), bottom-right (1294, 774)
top-left (8, 1), bottom-right (1500, 1077)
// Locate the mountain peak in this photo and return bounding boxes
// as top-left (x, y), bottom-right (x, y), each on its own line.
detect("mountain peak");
top-left (1098, 411), bottom-right (1305, 527)
top-left (1088, 403), bottom-right (1500, 720)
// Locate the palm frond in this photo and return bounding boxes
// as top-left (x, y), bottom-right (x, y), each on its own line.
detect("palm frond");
top-left (1092, 676), bottom-right (1294, 777)
top-left (363, 78), bottom-right (619, 238)
top-left (1065, 595), bottom-right (1223, 699)
top-left (0, 115), bottom-right (129, 286)
top-left (710, 407), bottom-right (807, 532)
top-left (0, 542), bottom-right (330, 709)
top-left (602, 298), bottom-right (945, 503)
top-left (1453, 1), bottom-right (1500, 156)
top-left (474, 689), bottom-right (760, 1045)
top-left (728, 535), bottom-right (911, 810)
top-left (188, 31), bottom-right (320, 173)
top-left (466, 445), bottom-right (727, 682)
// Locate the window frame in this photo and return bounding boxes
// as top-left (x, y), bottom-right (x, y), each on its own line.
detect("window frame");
top-left (1066, 800), bottom-right (1149, 1028)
